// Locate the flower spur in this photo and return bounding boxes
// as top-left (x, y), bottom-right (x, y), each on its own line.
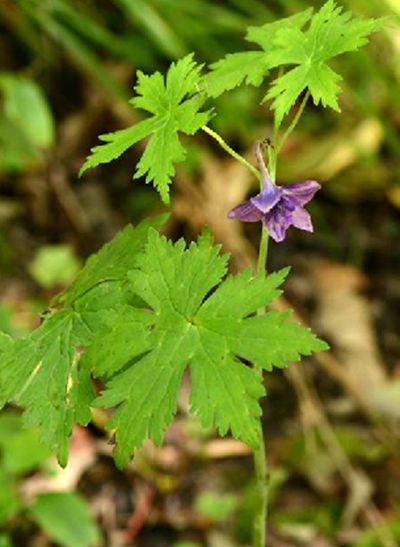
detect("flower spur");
top-left (227, 142), bottom-right (321, 242)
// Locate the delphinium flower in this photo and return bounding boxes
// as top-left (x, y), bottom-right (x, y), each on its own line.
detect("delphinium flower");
top-left (228, 142), bottom-right (321, 242)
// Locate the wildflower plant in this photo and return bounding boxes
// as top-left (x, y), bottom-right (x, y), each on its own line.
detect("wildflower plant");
top-left (0, 2), bottom-right (382, 545)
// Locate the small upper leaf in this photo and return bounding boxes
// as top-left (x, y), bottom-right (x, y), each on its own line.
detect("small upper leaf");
top-left (202, 1), bottom-right (382, 126)
top-left (202, 51), bottom-right (268, 98)
top-left (264, 0), bottom-right (384, 124)
top-left (202, 9), bottom-right (313, 98)
top-left (80, 54), bottom-right (212, 203)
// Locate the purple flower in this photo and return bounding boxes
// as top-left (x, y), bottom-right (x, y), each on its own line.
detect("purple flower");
top-left (228, 143), bottom-right (321, 242)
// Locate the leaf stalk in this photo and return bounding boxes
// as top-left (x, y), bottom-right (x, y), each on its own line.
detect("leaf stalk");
top-left (277, 90), bottom-right (310, 153)
top-left (202, 125), bottom-right (261, 180)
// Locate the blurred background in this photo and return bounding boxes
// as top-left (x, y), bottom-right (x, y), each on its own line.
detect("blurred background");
top-left (0, 0), bottom-right (399, 545)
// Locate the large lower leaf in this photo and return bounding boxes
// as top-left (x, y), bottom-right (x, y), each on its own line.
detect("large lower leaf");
top-left (88, 230), bottom-right (327, 467)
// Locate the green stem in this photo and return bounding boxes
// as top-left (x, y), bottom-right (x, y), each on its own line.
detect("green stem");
top-left (277, 90), bottom-right (310, 153)
top-left (202, 125), bottom-right (261, 181)
top-left (253, 225), bottom-right (270, 547)
top-left (252, 136), bottom-right (284, 545)
top-left (202, 124), bottom-right (270, 544)
top-left (252, 91), bottom-right (310, 543)
top-left (229, 87), bottom-right (308, 546)
top-left (253, 415), bottom-right (268, 547)
top-left (204, 115), bottom-right (307, 545)
top-left (256, 228), bottom-right (269, 277)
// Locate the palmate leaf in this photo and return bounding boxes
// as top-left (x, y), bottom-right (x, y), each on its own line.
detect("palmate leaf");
top-left (88, 230), bottom-right (327, 467)
top-left (202, 9), bottom-right (313, 97)
top-left (80, 54), bottom-right (212, 203)
top-left (0, 217), bottom-right (165, 466)
top-left (0, 332), bottom-right (11, 352)
top-left (60, 214), bottom-right (167, 306)
top-left (203, 1), bottom-right (382, 126)
top-left (264, 0), bottom-right (384, 124)
top-left (201, 51), bottom-right (269, 98)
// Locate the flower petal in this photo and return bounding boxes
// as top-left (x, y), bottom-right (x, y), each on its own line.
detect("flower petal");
top-left (282, 180), bottom-right (320, 206)
top-left (290, 206), bottom-right (313, 232)
top-left (279, 195), bottom-right (297, 212)
top-left (227, 200), bottom-right (263, 222)
top-left (250, 183), bottom-right (282, 213)
top-left (262, 208), bottom-right (292, 242)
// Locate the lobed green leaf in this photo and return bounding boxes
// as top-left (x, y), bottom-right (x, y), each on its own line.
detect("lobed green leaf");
top-left (203, 1), bottom-right (382, 126)
top-left (264, 0), bottom-right (384, 124)
top-left (202, 52), bottom-right (268, 98)
top-left (87, 231), bottom-right (327, 466)
top-left (80, 54), bottom-right (212, 203)
top-left (0, 217), bottom-right (167, 466)
top-left (0, 310), bottom-right (92, 466)
top-left (202, 9), bottom-right (313, 98)
top-left (61, 214), bottom-right (167, 305)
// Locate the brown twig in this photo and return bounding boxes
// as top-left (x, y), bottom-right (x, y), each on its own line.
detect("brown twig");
top-left (122, 482), bottom-right (155, 544)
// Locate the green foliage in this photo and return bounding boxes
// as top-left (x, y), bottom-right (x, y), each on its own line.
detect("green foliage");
top-left (0, 471), bottom-right (21, 525)
top-left (202, 9), bottom-right (313, 97)
top-left (30, 492), bottom-right (100, 547)
top-left (0, 412), bottom-right (50, 527)
top-left (60, 214), bottom-right (167, 308)
top-left (201, 51), bottom-right (269, 98)
top-left (0, 218), bottom-right (327, 469)
top-left (194, 492), bottom-right (238, 522)
top-left (354, 508), bottom-right (400, 546)
top-left (0, 413), bottom-right (50, 475)
top-left (204, 1), bottom-right (382, 126)
top-left (80, 54), bottom-right (212, 203)
top-left (0, 411), bottom-right (97, 545)
top-left (29, 245), bottom-right (81, 289)
top-left (0, 310), bottom-right (93, 467)
top-left (0, 74), bottom-right (54, 149)
top-left (0, 216), bottom-right (165, 466)
top-left (79, 1), bottom-right (382, 201)
top-left (0, 74), bottom-right (55, 171)
top-left (87, 229), bottom-right (326, 467)
top-left (264, 0), bottom-right (384, 125)
top-left (0, 533), bottom-right (11, 547)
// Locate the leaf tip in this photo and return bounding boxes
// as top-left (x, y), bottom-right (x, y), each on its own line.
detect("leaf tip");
top-left (78, 162), bottom-right (88, 178)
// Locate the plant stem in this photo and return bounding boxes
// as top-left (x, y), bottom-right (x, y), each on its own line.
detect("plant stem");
top-left (253, 414), bottom-right (268, 547)
top-left (256, 227), bottom-right (269, 277)
top-left (204, 119), bottom-right (310, 545)
top-left (200, 128), bottom-right (270, 546)
top-left (253, 226), bottom-right (270, 547)
top-left (252, 136), bottom-right (283, 545)
top-left (202, 125), bottom-right (261, 181)
top-left (202, 123), bottom-right (270, 544)
top-left (277, 90), bottom-right (310, 153)
top-left (252, 91), bottom-right (310, 544)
